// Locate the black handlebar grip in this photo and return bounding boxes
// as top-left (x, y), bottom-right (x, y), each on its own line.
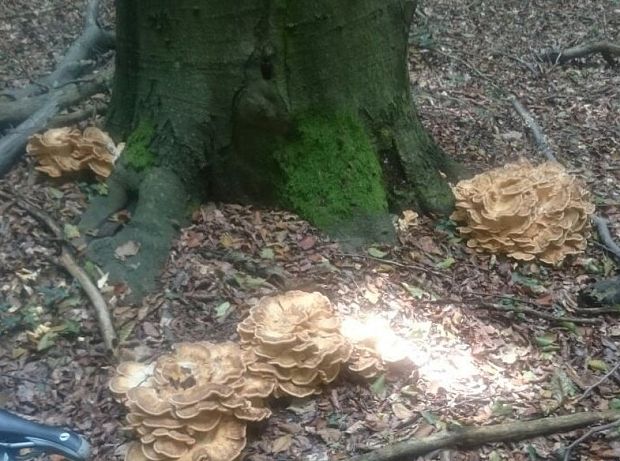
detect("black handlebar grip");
top-left (0, 409), bottom-right (90, 460)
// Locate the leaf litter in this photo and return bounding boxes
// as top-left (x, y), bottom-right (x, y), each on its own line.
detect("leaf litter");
top-left (0, 0), bottom-right (619, 460)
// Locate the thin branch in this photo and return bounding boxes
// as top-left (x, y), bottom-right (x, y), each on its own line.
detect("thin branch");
top-left (430, 298), bottom-right (600, 325)
top-left (0, 190), bottom-right (117, 354)
top-left (350, 411), bottom-right (620, 461)
top-left (509, 95), bottom-right (556, 162)
top-left (576, 361), bottom-right (620, 403)
top-left (335, 252), bottom-right (450, 278)
top-left (562, 418), bottom-right (620, 461)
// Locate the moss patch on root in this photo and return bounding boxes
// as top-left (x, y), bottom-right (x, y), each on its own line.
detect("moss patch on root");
top-left (121, 120), bottom-right (157, 171)
top-left (274, 113), bottom-right (388, 229)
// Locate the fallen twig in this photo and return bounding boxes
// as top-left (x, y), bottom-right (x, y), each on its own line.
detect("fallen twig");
top-left (539, 41), bottom-right (620, 66)
top-left (429, 297), bottom-right (599, 324)
top-left (562, 418), bottom-right (620, 461)
top-left (335, 252), bottom-right (449, 278)
top-left (509, 95), bottom-right (556, 162)
top-left (350, 410), bottom-right (620, 461)
top-left (0, 189), bottom-right (117, 354)
top-left (576, 361), bottom-right (620, 403)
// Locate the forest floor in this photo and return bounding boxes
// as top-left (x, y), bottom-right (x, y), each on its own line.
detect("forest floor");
top-left (0, 1), bottom-right (619, 460)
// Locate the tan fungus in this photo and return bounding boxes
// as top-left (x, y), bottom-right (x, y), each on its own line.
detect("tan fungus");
top-left (237, 291), bottom-right (352, 397)
top-left (450, 160), bottom-right (595, 264)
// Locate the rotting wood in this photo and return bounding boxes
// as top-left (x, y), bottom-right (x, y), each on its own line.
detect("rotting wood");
top-left (350, 410), bottom-right (620, 461)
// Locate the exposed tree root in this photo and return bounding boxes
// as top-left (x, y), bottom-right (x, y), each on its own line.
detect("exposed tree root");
top-left (539, 41), bottom-right (620, 66)
top-left (0, 189), bottom-right (117, 354)
top-left (78, 167), bottom-right (187, 301)
top-left (350, 410), bottom-right (620, 461)
top-left (592, 216), bottom-right (620, 261)
top-left (0, 67), bottom-right (112, 177)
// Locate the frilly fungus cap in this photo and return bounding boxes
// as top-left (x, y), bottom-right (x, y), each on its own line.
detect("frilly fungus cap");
top-left (110, 341), bottom-right (272, 461)
top-left (26, 126), bottom-right (123, 179)
top-left (237, 291), bottom-right (352, 397)
top-left (451, 160), bottom-right (595, 264)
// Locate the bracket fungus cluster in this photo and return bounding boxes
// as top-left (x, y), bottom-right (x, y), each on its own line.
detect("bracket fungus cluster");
top-left (110, 342), bottom-right (273, 461)
top-left (450, 161), bottom-right (595, 264)
top-left (237, 290), bottom-right (352, 398)
top-left (26, 126), bottom-right (122, 179)
top-left (111, 291), bottom-right (409, 461)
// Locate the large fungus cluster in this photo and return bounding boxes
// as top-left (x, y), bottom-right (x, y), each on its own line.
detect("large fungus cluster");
top-left (111, 291), bottom-right (405, 461)
top-left (110, 342), bottom-right (273, 461)
top-left (450, 161), bottom-right (595, 264)
top-left (237, 290), bottom-right (352, 398)
top-left (26, 126), bottom-right (122, 179)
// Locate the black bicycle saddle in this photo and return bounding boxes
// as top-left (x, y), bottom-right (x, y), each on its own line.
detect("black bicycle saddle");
top-left (0, 409), bottom-right (90, 461)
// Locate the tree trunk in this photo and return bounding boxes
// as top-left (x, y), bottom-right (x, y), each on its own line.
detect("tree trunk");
top-left (80, 0), bottom-right (462, 299)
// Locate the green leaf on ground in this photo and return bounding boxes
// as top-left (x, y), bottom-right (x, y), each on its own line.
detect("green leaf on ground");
top-left (368, 247), bottom-right (389, 258)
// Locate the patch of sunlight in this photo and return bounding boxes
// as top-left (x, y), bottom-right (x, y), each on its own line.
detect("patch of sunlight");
top-left (341, 311), bottom-right (514, 396)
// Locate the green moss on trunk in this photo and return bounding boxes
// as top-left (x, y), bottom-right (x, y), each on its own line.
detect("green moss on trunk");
top-left (120, 120), bottom-right (157, 171)
top-left (274, 113), bottom-right (388, 228)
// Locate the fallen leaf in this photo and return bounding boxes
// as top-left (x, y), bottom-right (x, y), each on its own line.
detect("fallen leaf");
top-left (114, 240), bottom-right (140, 260)
top-left (368, 247), bottom-right (389, 258)
top-left (391, 402), bottom-right (413, 420)
top-left (63, 223), bottom-right (80, 239)
top-left (588, 359), bottom-right (608, 372)
top-left (317, 428), bottom-right (341, 444)
top-left (271, 434), bottom-right (293, 453)
top-left (298, 235), bottom-right (316, 250)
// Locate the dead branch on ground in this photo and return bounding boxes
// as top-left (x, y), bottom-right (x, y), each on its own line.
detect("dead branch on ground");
top-left (0, 65), bottom-right (112, 178)
top-left (576, 361), bottom-right (620, 403)
top-left (562, 418), bottom-right (620, 461)
top-left (508, 96), bottom-right (556, 162)
top-left (430, 298), bottom-right (600, 325)
top-left (0, 0), bottom-right (114, 102)
top-left (0, 189), bottom-right (117, 354)
top-left (539, 41), bottom-right (620, 66)
top-left (0, 67), bottom-right (112, 129)
top-left (350, 410), bottom-right (620, 461)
